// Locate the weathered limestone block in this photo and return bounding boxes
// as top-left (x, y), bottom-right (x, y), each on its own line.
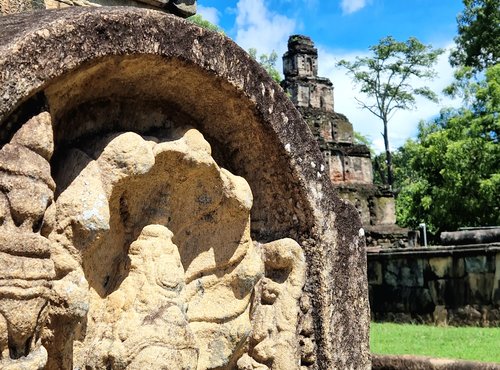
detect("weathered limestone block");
top-left (428, 256), bottom-right (465, 279)
top-left (368, 260), bottom-right (383, 285)
top-left (0, 8), bottom-right (370, 369)
top-left (465, 255), bottom-right (493, 273)
top-left (384, 258), bottom-right (424, 287)
top-left (370, 195), bottom-right (396, 225)
top-left (429, 257), bottom-right (452, 278)
top-left (441, 228), bottom-right (500, 246)
top-left (466, 273), bottom-right (495, 305)
top-left (494, 253), bottom-right (500, 305)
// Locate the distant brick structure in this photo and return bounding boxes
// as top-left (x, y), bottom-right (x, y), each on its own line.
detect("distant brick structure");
top-left (282, 35), bottom-right (409, 247)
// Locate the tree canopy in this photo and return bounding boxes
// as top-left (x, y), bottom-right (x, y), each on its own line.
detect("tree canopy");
top-left (396, 64), bottom-right (500, 234)
top-left (187, 14), bottom-right (224, 33)
top-left (187, 16), bottom-right (282, 83)
top-left (338, 36), bottom-right (443, 187)
top-left (450, 0), bottom-right (500, 72)
top-left (248, 48), bottom-right (282, 83)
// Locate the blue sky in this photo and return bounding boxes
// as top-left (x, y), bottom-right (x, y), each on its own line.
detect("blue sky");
top-left (197, 0), bottom-right (465, 152)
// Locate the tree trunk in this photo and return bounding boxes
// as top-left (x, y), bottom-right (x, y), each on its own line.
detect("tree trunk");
top-left (383, 118), bottom-right (393, 188)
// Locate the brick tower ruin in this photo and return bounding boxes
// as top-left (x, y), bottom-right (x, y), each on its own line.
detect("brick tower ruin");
top-left (282, 35), bottom-right (411, 247)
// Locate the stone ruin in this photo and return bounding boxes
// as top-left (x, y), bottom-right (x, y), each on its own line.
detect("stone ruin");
top-left (281, 35), bottom-right (411, 248)
top-left (279, 35), bottom-right (500, 331)
top-left (0, 5), bottom-right (370, 370)
top-left (368, 228), bottom-right (500, 327)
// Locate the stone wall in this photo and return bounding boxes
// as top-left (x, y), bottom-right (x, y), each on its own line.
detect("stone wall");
top-left (328, 149), bottom-right (373, 184)
top-left (338, 185), bottom-right (396, 228)
top-left (368, 243), bottom-right (500, 326)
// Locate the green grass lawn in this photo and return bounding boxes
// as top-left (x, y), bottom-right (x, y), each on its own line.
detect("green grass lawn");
top-left (370, 322), bottom-right (500, 363)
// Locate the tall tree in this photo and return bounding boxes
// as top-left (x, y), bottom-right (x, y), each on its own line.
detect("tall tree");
top-left (372, 149), bottom-right (410, 193)
top-left (396, 64), bottom-right (500, 234)
top-left (450, 0), bottom-right (500, 72)
top-left (338, 37), bottom-right (443, 188)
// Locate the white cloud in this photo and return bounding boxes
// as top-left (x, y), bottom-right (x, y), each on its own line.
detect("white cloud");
top-left (340, 0), bottom-right (369, 15)
top-left (234, 0), bottom-right (296, 59)
top-left (197, 5), bottom-right (220, 25)
top-left (317, 44), bottom-right (461, 153)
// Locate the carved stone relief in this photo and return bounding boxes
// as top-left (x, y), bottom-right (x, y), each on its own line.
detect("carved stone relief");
top-left (0, 112), bottom-right (55, 370)
top-left (0, 117), bottom-right (307, 369)
top-left (0, 8), bottom-right (371, 369)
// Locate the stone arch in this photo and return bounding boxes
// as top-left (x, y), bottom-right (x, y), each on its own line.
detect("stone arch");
top-left (0, 7), bottom-right (370, 369)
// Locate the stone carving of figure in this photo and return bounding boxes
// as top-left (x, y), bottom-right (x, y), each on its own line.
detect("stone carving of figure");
top-left (75, 224), bottom-right (198, 369)
top-left (0, 112), bottom-right (56, 370)
top-left (237, 239), bottom-right (306, 370)
top-left (54, 128), bottom-right (307, 369)
top-left (0, 122), bottom-right (308, 369)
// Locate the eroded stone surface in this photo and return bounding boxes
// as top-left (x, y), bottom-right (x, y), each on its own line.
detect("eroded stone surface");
top-left (74, 225), bottom-right (198, 370)
top-left (46, 128), bottom-right (304, 369)
top-left (0, 112), bottom-right (55, 370)
top-left (369, 246), bottom-right (500, 326)
top-left (241, 238), bottom-right (307, 370)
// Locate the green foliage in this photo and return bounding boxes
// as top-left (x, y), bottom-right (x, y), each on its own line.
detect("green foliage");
top-left (353, 131), bottom-right (372, 147)
top-left (353, 131), bottom-right (375, 156)
top-left (443, 66), bottom-right (480, 105)
top-left (450, 0), bottom-right (500, 72)
top-left (337, 36), bottom-right (444, 114)
top-left (187, 14), bottom-right (224, 33)
top-left (338, 36), bottom-right (443, 187)
top-left (371, 322), bottom-right (500, 363)
top-left (249, 48), bottom-right (282, 83)
top-left (396, 64), bottom-right (500, 234)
